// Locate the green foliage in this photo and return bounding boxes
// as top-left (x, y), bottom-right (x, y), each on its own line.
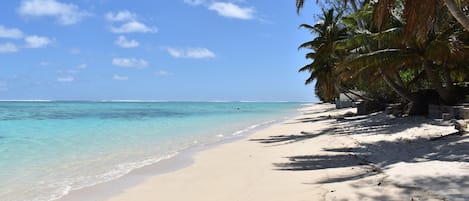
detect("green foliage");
top-left (297, 0), bottom-right (469, 105)
top-left (298, 8), bottom-right (348, 102)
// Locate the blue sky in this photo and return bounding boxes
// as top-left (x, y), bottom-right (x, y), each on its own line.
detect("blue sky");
top-left (0, 0), bottom-right (320, 101)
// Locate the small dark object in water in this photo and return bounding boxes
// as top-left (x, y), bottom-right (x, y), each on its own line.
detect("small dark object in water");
top-left (377, 182), bottom-right (382, 186)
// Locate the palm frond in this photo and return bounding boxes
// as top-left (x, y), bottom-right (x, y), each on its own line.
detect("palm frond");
top-left (296, 0), bottom-right (305, 14)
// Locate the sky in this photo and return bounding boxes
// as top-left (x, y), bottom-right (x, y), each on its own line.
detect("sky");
top-left (0, 0), bottom-right (320, 101)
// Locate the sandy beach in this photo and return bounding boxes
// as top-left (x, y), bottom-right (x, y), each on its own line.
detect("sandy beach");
top-left (4, 0), bottom-right (468, 200)
top-left (87, 103), bottom-right (467, 201)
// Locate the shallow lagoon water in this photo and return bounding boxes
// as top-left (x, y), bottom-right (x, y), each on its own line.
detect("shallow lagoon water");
top-left (0, 102), bottom-right (302, 201)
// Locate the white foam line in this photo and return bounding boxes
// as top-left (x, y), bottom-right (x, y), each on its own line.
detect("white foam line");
top-left (232, 120), bottom-right (276, 136)
top-left (47, 153), bottom-right (179, 201)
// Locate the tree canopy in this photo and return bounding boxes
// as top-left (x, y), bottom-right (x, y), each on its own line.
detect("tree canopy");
top-left (297, 0), bottom-right (469, 114)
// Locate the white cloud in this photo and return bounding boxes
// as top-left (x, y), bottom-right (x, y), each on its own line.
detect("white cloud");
top-left (111, 21), bottom-right (157, 33)
top-left (77, 63), bottom-right (87, 69)
top-left (115, 35), bottom-right (139, 48)
top-left (0, 26), bottom-right (24, 39)
top-left (18, 0), bottom-right (90, 25)
top-left (112, 58), bottom-right (148, 68)
top-left (106, 10), bottom-right (157, 34)
top-left (105, 10), bottom-right (136, 22)
top-left (113, 74), bottom-right (129, 81)
top-left (184, 0), bottom-right (206, 6)
top-left (0, 43), bottom-right (19, 53)
top-left (24, 35), bottom-right (52, 48)
top-left (57, 76), bottom-right (74, 82)
top-left (0, 26), bottom-right (53, 52)
top-left (167, 48), bottom-right (183, 58)
top-left (167, 47), bottom-right (216, 59)
top-left (208, 2), bottom-right (255, 20)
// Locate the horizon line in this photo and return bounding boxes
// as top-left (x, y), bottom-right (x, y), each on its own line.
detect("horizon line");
top-left (0, 99), bottom-right (315, 103)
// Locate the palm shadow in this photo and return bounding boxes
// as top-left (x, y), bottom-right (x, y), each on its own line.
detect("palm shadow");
top-left (261, 111), bottom-right (467, 199)
top-left (334, 112), bottom-right (439, 135)
top-left (273, 134), bottom-right (468, 200)
top-left (343, 175), bottom-right (469, 201)
top-left (275, 135), bottom-right (468, 171)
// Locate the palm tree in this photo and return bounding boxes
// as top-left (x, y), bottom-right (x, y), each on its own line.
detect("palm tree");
top-left (298, 8), bottom-right (348, 102)
top-left (298, 0), bottom-right (468, 106)
top-left (296, 0), bottom-right (363, 13)
top-left (337, 5), bottom-right (420, 102)
top-left (443, 0), bottom-right (469, 31)
top-left (340, 5), bottom-right (469, 105)
top-left (297, 0), bottom-right (469, 32)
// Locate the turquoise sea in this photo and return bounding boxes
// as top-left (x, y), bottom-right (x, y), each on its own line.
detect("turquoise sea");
top-left (0, 101), bottom-right (303, 201)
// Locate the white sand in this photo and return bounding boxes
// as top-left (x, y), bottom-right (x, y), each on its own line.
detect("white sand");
top-left (107, 103), bottom-right (468, 201)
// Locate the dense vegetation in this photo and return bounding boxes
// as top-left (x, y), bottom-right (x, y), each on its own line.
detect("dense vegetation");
top-left (297, 0), bottom-right (469, 115)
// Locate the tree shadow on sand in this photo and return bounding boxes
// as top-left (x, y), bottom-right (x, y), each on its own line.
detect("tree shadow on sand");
top-left (272, 135), bottom-right (468, 199)
top-left (339, 175), bottom-right (469, 201)
top-left (252, 112), bottom-right (433, 146)
top-left (252, 111), bottom-right (468, 199)
top-left (271, 125), bottom-right (468, 199)
top-left (274, 135), bottom-right (469, 172)
top-left (333, 112), bottom-right (435, 135)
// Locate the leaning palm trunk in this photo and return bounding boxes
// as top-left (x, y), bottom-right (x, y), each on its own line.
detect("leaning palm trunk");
top-left (442, 0), bottom-right (469, 31)
top-left (379, 68), bottom-right (417, 103)
top-left (349, 0), bottom-right (419, 106)
top-left (423, 61), bottom-right (459, 104)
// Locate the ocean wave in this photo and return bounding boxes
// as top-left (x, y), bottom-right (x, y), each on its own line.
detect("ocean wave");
top-left (232, 120), bottom-right (276, 136)
top-left (49, 120), bottom-right (279, 201)
top-left (42, 152), bottom-right (179, 201)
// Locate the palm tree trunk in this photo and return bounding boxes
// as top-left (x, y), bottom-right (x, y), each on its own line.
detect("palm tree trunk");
top-left (442, 0), bottom-right (469, 31)
top-left (379, 68), bottom-right (416, 103)
top-left (423, 61), bottom-right (457, 104)
top-left (443, 65), bottom-right (453, 87)
top-left (395, 71), bottom-right (406, 88)
top-left (349, 0), bottom-right (359, 12)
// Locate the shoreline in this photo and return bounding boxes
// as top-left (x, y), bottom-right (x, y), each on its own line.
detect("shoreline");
top-left (64, 103), bottom-right (468, 201)
top-left (102, 103), bottom-right (354, 201)
top-left (59, 104), bottom-right (306, 201)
